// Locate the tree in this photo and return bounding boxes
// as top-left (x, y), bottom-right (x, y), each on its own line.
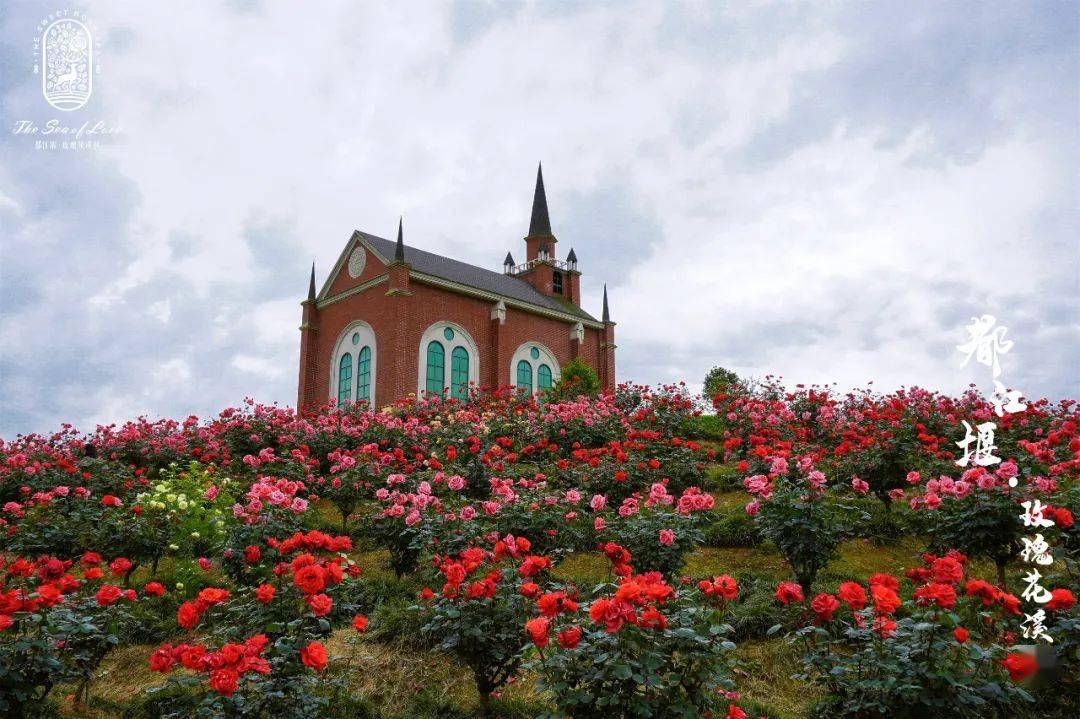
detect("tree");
top-left (703, 366), bottom-right (743, 401)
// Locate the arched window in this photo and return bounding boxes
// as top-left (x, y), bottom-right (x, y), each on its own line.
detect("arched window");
top-left (537, 364), bottom-right (553, 393)
top-left (516, 360), bottom-right (533, 394)
top-left (331, 322), bottom-right (377, 407)
top-left (510, 342), bottom-right (559, 395)
top-left (451, 346), bottom-right (469, 400)
top-left (337, 354), bottom-right (353, 404)
top-left (417, 322), bottom-right (480, 397)
top-left (425, 341), bottom-right (445, 396)
top-left (356, 346), bottom-right (372, 403)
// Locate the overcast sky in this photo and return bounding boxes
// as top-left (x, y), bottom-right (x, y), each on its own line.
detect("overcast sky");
top-left (1, 1), bottom-right (1077, 436)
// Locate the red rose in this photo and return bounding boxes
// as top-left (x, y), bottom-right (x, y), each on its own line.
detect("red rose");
top-left (914, 582), bottom-right (956, 610)
top-left (1046, 588), bottom-right (1076, 611)
top-left (867, 573), bottom-right (899, 591)
top-left (931, 556), bottom-right (964, 584)
top-left (209, 668), bottom-right (239, 696)
top-left (101, 495), bottom-right (122, 507)
top-left (726, 705), bottom-right (747, 719)
top-left (196, 587), bottom-right (229, 608)
top-left (954, 627), bottom-right (969, 643)
top-left (999, 592), bottom-right (1022, 616)
top-left (699, 575), bottom-right (738, 602)
top-left (870, 584), bottom-right (901, 616)
top-left (293, 565), bottom-right (327, 595)
top-left (1001, 651), bottom-right (1037, 682)
top-left (177, 601), bottom-right (201, 629)
top-left (148, 645), bottom-right (176, 673)
top-left (244, 545), bottom-right (261, 564)
top-left (419, 587), bottom-right (434, 600)
top-left (1050, 506), bottom-right (1073, 528)
top-left (300, 641), bottom-right (328, 671)
top-left (810, 593), bottom-right (841, 623)
top-left (352, 615), bottom-right (368, 632)
top-left (108, 557), bottom-right (133, 576)
top-left (525, 617), bottom-right (550, 648)
top-left (774, 581), bottom-right (804, 604)
top-left (95, 584), bottom-right (122, 607)
top-left (964, 579), bottom-right (1001, 606)
top-left (556, 626), bottom-right (581, 649)
top-left (837, 581), bottom-right (867, 610)
top-left (255, 584), bottom-right (276, 604)
top-left (0, 615), bottom-right (13, 632)
top-left (306, 593), bottom-right (333, 617)
top-left (518, 555), bottom-right (552, 578)
top-left (144, 582), bottom-right (166, 597)
top-left (873, 617), bottom-right (897, 638)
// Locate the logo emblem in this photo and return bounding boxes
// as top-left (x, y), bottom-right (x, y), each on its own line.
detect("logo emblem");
top-left (42, 18), bottom-right (92, 111)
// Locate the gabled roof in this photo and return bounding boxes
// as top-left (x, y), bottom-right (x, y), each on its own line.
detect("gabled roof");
top-left (323, 230), bottom-right (597, 323)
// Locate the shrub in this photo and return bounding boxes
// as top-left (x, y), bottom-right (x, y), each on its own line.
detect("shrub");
top-left (415, 542), bottom-right (553, 713)
top-left (529, 567), bottom-right (744, 719)
top-left (747, 457), bottom-right (866, 593)
top-left (547, 358), bottom-right (601, 401)
top-left (777, 558), bottom-right (1043, 718)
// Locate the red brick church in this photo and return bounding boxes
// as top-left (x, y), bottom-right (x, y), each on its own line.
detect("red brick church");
top-left (296, 165), bottom-right (616, 410)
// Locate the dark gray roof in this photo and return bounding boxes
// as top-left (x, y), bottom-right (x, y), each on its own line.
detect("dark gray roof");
top-left (357, 231), bottom-right (597, 322)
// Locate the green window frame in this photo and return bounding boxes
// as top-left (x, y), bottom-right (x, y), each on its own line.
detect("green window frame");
top-left (356, 346), bottom-right (371, 403)
top-left (450, 347), bottom-right (469, 400)
top-left (337, 353), bottom-right (353, 405)
top-left (537, 364), bottom-right (553, 393)
top-left (516, 359), bottom-right (533, 394)
top-left (426, 341), bottom-right (445, 395)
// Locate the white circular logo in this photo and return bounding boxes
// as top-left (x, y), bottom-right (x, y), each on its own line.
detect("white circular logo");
top-left (42, 18), bottom-right (93, 111)
top-left (347, 247), bottom-right (367, 278)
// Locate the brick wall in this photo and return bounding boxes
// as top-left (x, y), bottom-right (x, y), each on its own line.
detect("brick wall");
top-left (299, 269), bottom-right (611, 410)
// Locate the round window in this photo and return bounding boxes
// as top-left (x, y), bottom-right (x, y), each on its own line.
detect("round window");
top-left (443, 327), bottom-right (455, 341)
top-left (347, 247), bottom-right (367, 278)
top-left (530, 347), bottom-right (540, 359)
top-left (351, 333), bottom-right (360, 346)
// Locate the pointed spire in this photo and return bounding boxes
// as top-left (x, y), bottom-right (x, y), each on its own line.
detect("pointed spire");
top-left (528, 162), bottom-right (552, 237)
top-left (307, 262), bottom-right (316, 302)
top-left (602, 284), bottom-right (611, 323)
top-left (504, 251), bottom-right (515, 266)
top-left (566, 247), bottom-right (577, 263)
top-left (394, 216), bottom-right (405, 263)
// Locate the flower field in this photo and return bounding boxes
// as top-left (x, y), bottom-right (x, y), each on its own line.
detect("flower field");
top-left (1, 381), bottom-right (1077, 718)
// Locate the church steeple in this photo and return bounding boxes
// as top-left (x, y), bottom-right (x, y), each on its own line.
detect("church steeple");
top-left (524, 163), bottom-right (556, 263)
top-left (528, 163), bottom-right (552, 237)
top-left (307, 262), bottom-right (316, 302)
top-left (394, 216), bottom-right (405, 263)
top-left (602, 284), bottom-right (611, 323)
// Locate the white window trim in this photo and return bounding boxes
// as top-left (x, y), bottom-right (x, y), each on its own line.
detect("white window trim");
top-left (330, 321), bottom-right (377, 406)
top-left (417, 321), bottom-right (480, 396)
top-left (509, 341), bottom-right (560, 395)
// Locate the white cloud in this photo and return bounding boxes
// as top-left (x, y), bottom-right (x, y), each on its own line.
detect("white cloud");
top-left (0, 0), bottom-right (1075, 435)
